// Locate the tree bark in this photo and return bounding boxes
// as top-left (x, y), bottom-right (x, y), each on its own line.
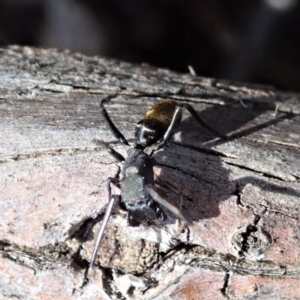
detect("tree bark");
top-left (0, 46), bottom-right (300, 299)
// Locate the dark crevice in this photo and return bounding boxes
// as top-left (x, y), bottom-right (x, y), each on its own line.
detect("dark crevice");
top-left (239, 225), bottom-right (257, 255)
top-left (70, 246), bottom-right (89, 271)
top-left (68, 213), bottom-right (105, 243)
top-left (0, 240), bottom-right (11, 250)
top-left (239, 215), bottom-right (261, 257)
top-left (102, 268), bottom-right (126, 300)
top-left (39, 88), bottom-right (66, 94)
top-left (253, 215), bottom-right (261, 226)
top-left (98, 266), bottom-right (159, 299)
top-left (220, 272), bottom-right (230, 298)
top-left (234, 182), bottom-right (243, 208)
top-left (160, 242), bottom-right (196, 261)
top-left (292, 174), bottom-right (300, 180)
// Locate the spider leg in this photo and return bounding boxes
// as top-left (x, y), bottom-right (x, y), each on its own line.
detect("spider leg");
top-left (155, 102), bottom-right (224, 151)
top-left (93, 139), bottom-right (125, 162)
top-left (183, 103), bottom-right (224, 138)
top-left (145, 184), bottom-right (191, 225)
top-left (89, 176), bottom-right (121, 271)
top-left (155, 105), bottom-right (182, 151)
top-left (99, 95), bottom-right (130, 146)
top-left (154, 180), bottom-right (187, 230)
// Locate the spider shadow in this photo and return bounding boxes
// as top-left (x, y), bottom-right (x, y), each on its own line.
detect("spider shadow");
top-left (153, 100), bottom-right (299, 222)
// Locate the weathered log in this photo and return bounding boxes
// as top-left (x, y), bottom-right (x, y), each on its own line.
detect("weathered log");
top-left (0, 46), bottom-right (299, 299)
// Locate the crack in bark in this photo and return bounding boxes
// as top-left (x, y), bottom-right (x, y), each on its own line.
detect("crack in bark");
top-left (2, 232), bottom-right (300, 300)
top-left (234, 183), bottom-right (245, 210)
top-left (0, 240), bottom-right (72, 270)
top-left (260, 204), bottom-right (299, 221)
top-left (170, 245), bottom-right (299, 278)
top-left (2, 238), bottom-right (299, 278)
top-left (224, 161), bottom-right (294, 181)
top-left (220, 272), bottom-right (230, 298)
top-left (254, 139), bottom-right (300, 149)
top-left (232, 183), bottom-right (274, 260)
top-left (173, 141), bottom-right (230, 158)
top-left (237, 216), bottom-right (261, 257)
top-left (0, 145), bottom-right (109, 163)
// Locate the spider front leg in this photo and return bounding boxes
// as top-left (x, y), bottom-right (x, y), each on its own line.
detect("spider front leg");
top-left (182, 103), bottom-right (224, 138)
top-left (93, 139), bottom-right (125, 162)
top-left (99, 95), bottom-right (129, 146)
top-left (156, 103), bottom-right (224, 150)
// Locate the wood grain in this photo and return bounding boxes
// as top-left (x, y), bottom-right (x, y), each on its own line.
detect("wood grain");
top-left (0, 46), bottom-right (299, 299)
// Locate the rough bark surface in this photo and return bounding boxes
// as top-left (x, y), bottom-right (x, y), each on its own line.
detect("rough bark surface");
top-left (0, 46), bottom-right (300, 299)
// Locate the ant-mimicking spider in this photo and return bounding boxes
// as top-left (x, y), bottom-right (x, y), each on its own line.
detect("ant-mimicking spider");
top-left (89, 95), bottom-right (223, 270)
